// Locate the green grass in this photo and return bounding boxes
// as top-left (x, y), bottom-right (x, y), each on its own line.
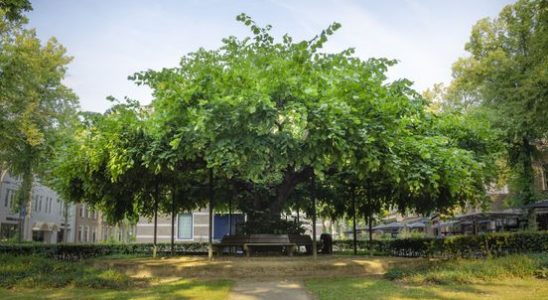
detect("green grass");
top-left (306, 253), bottom-right (548, 300)
top-left (0, 254), bottom-right (137, 289)
top-left (385, 253), bottom-right (548, 284)
top-left (0, 254), bottom-right (233, 299)
top-left (305, 277), bottom-right (548, 300)
top-left (0, 279), bottom-right (233, 300)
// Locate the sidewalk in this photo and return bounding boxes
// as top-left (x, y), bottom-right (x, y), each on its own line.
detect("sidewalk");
top-left (228, 279), bottom-right (313, 300)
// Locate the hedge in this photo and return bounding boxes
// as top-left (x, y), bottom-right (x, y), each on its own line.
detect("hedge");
top-left (1, 231), bottom-right (546, 260)
top-left (332, 240), bottom-right (391, 255)
top-left (0, 242), bottom-right (208, 260)
top-left (333, 231), bottom-right (548, 258)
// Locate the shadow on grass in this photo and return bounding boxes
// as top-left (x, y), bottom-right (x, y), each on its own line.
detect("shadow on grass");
top-left (0, 279), bottom-right (233, 300)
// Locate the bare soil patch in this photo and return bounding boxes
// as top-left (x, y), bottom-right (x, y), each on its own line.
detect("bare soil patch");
top-left (95, 255), bottom-right (423, 280)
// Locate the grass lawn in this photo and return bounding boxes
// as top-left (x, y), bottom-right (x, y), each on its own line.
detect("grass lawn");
top-left (1, 253), bottom-right (546, 299)
top-left (306, 253), bottom-right (548, 300)
top-left (0, 278), bottom-right (233, 300)
top-left (305, 276), bottom-right (548, 300)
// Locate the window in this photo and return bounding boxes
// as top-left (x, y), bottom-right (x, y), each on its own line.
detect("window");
top-left (38, 196), bottom-right (43, 212)
top-left (49, 198), bottom-right (52, 213)
top-left (84, 226), bottom-right (89, 242)
top-left (10, 192), bottom-right (15, 212)
top-left (78, 226), bottom-right (83, 242)
top-left (4, 189), bottom-right (10, 207)
top-left (92, 230), bottom-right (96, 243)
top-left (79, 205), bottom-right (84, 217)
top-left (177, 213), bottom-right (193, 239)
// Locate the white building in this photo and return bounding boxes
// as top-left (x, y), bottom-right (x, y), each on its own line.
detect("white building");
top-left (0, 172), bottom-right (75, 243)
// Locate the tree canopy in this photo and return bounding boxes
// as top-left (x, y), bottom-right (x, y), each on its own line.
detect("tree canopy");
top-left (51, 14), bottom-right (500, 232)
top-left (0, 0), bottom-right (78, 239)
top-left (439, 0), bottom-right (547, 205)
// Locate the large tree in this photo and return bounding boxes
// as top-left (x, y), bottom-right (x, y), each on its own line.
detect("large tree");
top-left (49, 14), bottom-right (500, 248)
top-left (442, 0), bottom-right (547, 205)
top-left (0, 1), bottom-right (78, 240)
top-left (131, 14), bottom-right (498, 226)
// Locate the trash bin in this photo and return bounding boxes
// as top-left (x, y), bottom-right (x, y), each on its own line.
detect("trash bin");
top-left (320, 233), bottom-right (332, 254)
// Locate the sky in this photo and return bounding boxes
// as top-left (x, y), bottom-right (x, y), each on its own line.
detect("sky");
top-left (28, 0), bottom-right (515, 113)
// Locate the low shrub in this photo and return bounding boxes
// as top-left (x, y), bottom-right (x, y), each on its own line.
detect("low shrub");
top-left (0, 242), bottom-right (208, 260)
top-left (334, 231), bottom-right (548, 258)
top-left (332, 240), bottom-right (391, 255)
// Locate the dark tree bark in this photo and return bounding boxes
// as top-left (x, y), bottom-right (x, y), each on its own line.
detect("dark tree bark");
top-left (208, 169), bottom-right (214, 259)
top-left (153, 184), bottom-right (159, 251)
top-left (171, 186), bottom-right (176, 256)
top-left (368, 214), bottom-right (373, 242)
top-left (311, 171), bottom-right (317, 259)
top-left (232, 166), bottom-right (313, 231)
top-left (352, 186), bottom-right (357, 255)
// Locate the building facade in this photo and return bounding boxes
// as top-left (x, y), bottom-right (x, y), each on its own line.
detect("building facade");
top-left (0, 171), bottom-right (134, 244)
top-left (0, 172), bottom-right (76, 243)
top-left (135, 208), bottom-right (325, 243)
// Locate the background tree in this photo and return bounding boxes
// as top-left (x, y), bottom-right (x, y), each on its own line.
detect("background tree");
top-left (442, 0), bottom-right (547, 205)
top-left (0, 1), bottom-right (78, 241)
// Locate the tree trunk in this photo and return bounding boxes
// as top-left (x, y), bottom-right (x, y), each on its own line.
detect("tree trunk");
top-left (228, 195), bottom-right (232, 236)
top-left (171, 187), bottom-right (176, 256)
top-left (368, 214), bottom-right (373, 242)
top-left (208, 169), bottom-right (214, 260)
top-left (153, 184), bottom-right (159, 258)
top-left (520, 136), bottom-right (536, 205)
top-left (311, 172), bottom-right (317, 259)
top-left (352, 186), bottom-right (357, 255)
top-left (18, 166), bottom-right (33, 243)
top-left (63, 201), bottom-right (69, 244)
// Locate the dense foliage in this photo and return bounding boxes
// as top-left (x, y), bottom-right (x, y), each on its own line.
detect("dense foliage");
top-left (439, 0), bottom-right (547, 205)
top-left (44, 13), bottom-right (502, 237)
top-left (0, 0), bottom-right (78, 239)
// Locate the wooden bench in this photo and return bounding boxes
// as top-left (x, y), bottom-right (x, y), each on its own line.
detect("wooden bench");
top-left (212, 235), bottom-right (249, 255)
top-left (243, 234), bottom-right (297, 257)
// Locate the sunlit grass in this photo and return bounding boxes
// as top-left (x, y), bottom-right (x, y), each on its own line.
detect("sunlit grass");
top-left (305, 277), bottom-right (548, 300)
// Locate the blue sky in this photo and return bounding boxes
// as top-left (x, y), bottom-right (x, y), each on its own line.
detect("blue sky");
top-left (28, 0), bottom-right (515, 113)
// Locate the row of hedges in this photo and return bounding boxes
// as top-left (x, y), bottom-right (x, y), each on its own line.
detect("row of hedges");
top-left (333, 231), bottom-right (548, 258)
top-left (0, 242), bottom-right (208, 260)
top-left (1, 231), bottom-right (545, 260)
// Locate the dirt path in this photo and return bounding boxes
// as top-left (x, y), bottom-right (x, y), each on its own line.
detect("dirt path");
top-left (97, 255), bottom-right (422, 279)
top-left (228, 279), bottom-right (313, 300)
